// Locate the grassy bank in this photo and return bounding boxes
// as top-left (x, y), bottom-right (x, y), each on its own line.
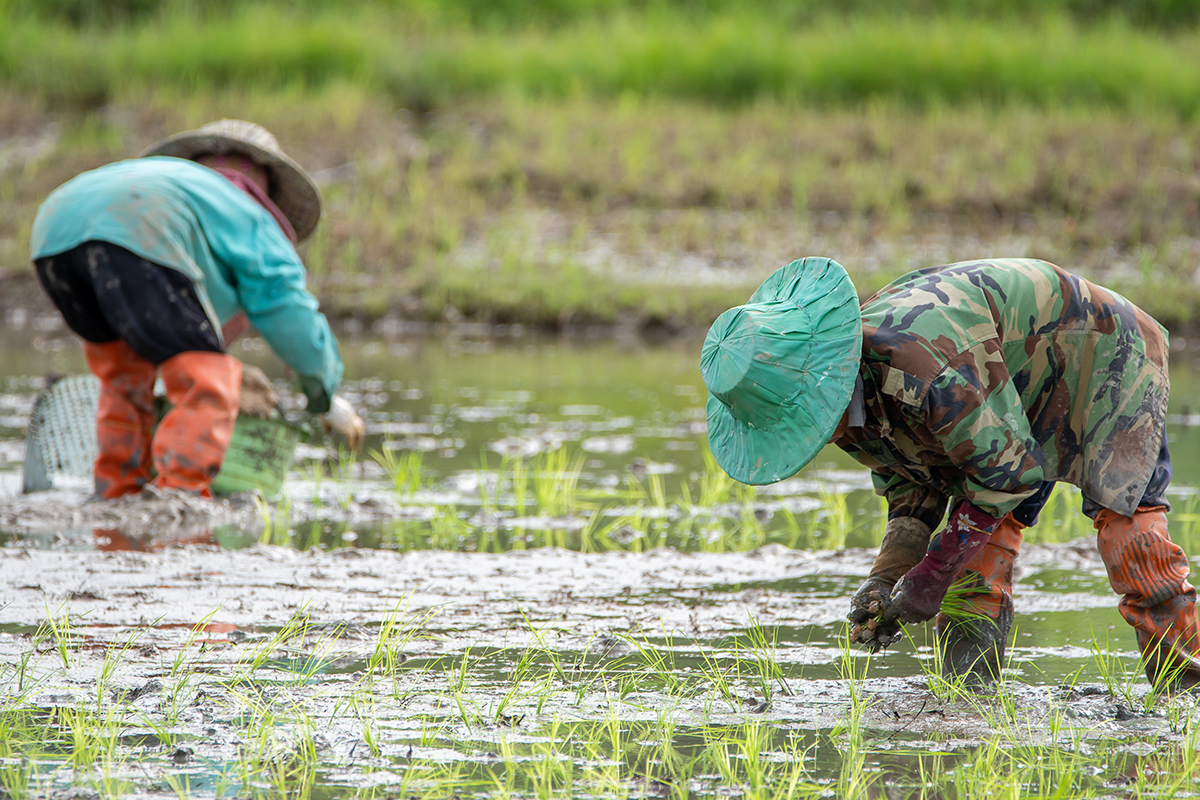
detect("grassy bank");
top-left (4, 88), bottom-right (1199, 332)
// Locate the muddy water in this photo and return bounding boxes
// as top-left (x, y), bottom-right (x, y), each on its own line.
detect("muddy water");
top-left (2, 321), bottom-right (1200, 797)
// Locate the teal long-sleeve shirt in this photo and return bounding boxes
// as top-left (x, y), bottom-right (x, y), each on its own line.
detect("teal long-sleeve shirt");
top-left (30, 157), bottom-right (342, 413)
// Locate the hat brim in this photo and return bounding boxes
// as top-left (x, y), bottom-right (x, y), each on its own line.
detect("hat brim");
top-left (140, 131), bottom-right (322, 242)
top-left (705, 257), bottom-right (862, 485)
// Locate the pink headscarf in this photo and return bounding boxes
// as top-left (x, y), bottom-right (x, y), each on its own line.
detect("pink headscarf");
top-left (196, 153), bottom-right (298, 244)
top-left (194, 153), bottom-right (298, 342)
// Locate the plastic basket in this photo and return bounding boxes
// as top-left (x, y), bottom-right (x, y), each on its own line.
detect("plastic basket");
top-left (209, 414), bottom-right (305, 498)
top-left (23, 374), bottom-right (304, 498)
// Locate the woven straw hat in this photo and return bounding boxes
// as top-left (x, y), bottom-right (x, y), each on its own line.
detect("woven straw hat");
top-left (141, 119), bottom-right (322, 242)
top-left (701, 257), bottom-right (862, 485)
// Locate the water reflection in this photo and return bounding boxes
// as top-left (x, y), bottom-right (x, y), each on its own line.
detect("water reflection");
top-left (92, 527), bottom-right (216, 551)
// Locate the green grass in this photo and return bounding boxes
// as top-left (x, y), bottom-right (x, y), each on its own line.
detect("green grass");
top-left (4, 7), bottom-right (1200, 114)
top-left (11, 0), bottom-right (1200, 29)
top-left (6, 84), bottom-right (1200, 332)
top-left (5, 4), bottom-right (1200, 331)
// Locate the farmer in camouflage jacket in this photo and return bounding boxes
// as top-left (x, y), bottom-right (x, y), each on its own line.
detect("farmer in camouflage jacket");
top-left (701, 257), bottom-right (1199, 687)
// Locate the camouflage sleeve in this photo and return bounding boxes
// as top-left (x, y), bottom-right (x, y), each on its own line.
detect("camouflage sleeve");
top-left (924, 356), bottom-right (1044, 518)
top-left (871, 469), bottom-right (949, 530)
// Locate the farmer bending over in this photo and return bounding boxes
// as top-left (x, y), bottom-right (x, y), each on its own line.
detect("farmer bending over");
top-left (701, 257), bottom-right (1199, 688)
top-left (30, 120), bottom-right (364, 499)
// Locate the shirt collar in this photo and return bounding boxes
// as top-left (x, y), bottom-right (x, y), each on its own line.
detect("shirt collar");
top-left (847, 372), bottom-right (865, 428)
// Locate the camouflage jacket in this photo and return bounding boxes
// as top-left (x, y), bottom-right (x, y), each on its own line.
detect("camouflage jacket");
top-left (834, 259), bottom-right (1169, 526)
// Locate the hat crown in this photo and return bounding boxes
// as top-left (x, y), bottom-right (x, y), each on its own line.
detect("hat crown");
top-left (192, 119), bottom-right (284, 158)
top-left (702, 302), bottom-right (812, 428)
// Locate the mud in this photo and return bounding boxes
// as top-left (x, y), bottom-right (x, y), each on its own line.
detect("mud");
top-left (2, 538), bottom-right (1194, 797)
top-left (0, 484), bottom-right (427, 546)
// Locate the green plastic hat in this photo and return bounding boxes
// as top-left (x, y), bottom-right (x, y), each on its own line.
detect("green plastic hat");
top-left (701, 257), bottom-right (862, 485)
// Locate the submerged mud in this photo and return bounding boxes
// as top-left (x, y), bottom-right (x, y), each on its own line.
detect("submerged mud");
top-left (2, 504), bottom-right (1197, 796)
top-left (0, 539), bottom-right (1173, 704)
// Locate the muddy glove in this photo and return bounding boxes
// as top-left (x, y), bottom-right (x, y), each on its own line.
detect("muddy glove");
top-left (238, 364), bottom-right (280, 419)
top-left (322, 396), bottom-right (366, 450)
top-left (848, 517), bottom-right (932, 651)
top-left (879, 501), bottom-right (1002, 628)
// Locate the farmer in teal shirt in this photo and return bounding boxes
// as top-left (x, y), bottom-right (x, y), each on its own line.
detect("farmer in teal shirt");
top-left (30, 120), bottom-right (364, 499)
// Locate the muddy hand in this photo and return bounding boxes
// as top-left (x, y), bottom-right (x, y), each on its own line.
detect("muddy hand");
top-left (879, 503), bottom-right (1001, 627)
top-left (847, 576), bottom-right (903, 649)
top-left (238, 364), bottom-right (280, 419)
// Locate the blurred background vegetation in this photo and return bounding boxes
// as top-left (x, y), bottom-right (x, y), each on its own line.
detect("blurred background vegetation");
top-left (8, 0), bottom-right (1200, 28)
top-left (1, 0), bottom-right (1198, 331)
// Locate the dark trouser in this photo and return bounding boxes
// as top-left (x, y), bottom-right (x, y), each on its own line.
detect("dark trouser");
top-left (1010, 433), bottom-right (1174, 527)
top-left (34, 241), bottom-right (222, 363)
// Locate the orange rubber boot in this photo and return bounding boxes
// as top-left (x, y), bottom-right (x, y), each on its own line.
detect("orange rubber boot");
top-left (84, 340), bottom-right (157, 499)
top-left (1096, 506), bottom-right (1200, 691)
top-left (935, 514), bottom-right (1025, 682)
top-left (151, 352), bottom-right (241, 497)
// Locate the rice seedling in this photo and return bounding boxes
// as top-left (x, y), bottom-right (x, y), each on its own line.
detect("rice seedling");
top-left (938, 575), bottom-right (996, 627)
top-left (5, 640), bottom-right (44, 700)
top-left (832, 626), bottom-right (878, 800)
top-left (1088, 627), bottom-right (1142, 708)
top-left (905, 623), bottom-right (979, 705)
top-left (305, 460), bottom-right (327, 508)
top-left (1167, 493), bottom-right (1200, 565)
top-left (0, 754), bottom-right (34, 800)
top-left (95, 624), bottom-right (151, 712)
top-left (697, 646), bottom-right (742, 712)
top-left (86, 760), bottom-right (135, 800)
top-left (532, 447), bottom-right (587, 517)
top-left (365, 599), bottom-right (440, 703)
top-left (491, 633), bottom-right (559, 724)
top-left (226, 609), bottom-right (320, 686)
top-left (731, 503), bottom-right (769, 553)
top-left (39, 604), bottom-right (78, 670)
top-left (371, 446), bottom-right (427, 497)
top-left (1141, 649), bottom-right (1200, 713)
top-left (816, 483), bottom-right (851, 550)
top-left (735, 617), bottom-right (793, 704)
top-left (429, 505), bottom-right (473, 550)
top-left (51, 703), bottom-right (124, 772)
top-left (776, 506), bottom-right (819, 551)
top-left (255, 493), bottom-right (294, 546)
top-left (445, 647), bottom-right (481, 731)
top-left (696, 449), bottom-right (738, 509)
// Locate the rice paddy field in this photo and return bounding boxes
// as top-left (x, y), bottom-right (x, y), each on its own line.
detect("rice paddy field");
top-left (4, 0), bottom-right (1200, 796)
top-left (1, 323), bottom-right (1200, 798)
